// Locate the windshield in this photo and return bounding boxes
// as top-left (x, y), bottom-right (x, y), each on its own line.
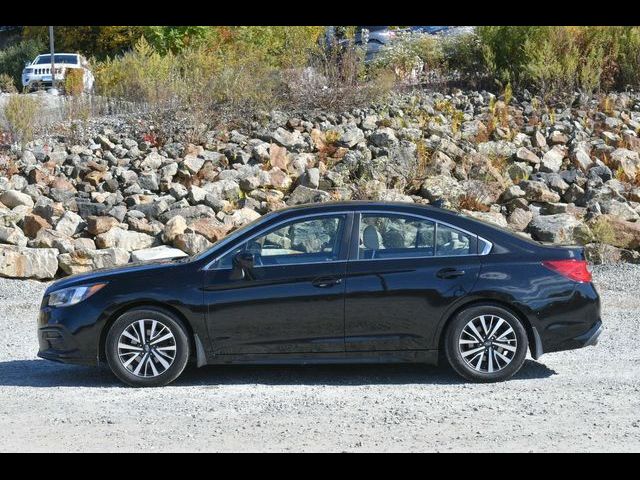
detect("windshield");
top-left (34, 54), bottom-right (78, 65)
top-left (190, 211), bottom-right (277, 263)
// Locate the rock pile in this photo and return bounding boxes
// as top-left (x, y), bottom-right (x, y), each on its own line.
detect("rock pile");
top-left (2, 89), bottom-right (640, 279)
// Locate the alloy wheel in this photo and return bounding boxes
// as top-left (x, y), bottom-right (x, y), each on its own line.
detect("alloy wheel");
top-left (458, 314), bottom-right (518, 373)
top-left (117, 319), bottom-right (177, 378)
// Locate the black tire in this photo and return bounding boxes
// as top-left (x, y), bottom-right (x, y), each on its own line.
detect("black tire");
top-left (444, 305), bottom-right (528, 383)
top-left (105, 308), bottom-right (190, 387)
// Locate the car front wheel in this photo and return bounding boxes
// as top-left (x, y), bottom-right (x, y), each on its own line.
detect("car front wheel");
top-left (445, 305), bottom-right (528, 382)
top-left (105, 308), bottom-right (190, 387)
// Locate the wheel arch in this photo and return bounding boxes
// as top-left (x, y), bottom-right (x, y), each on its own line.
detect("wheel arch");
top-left (436, 298), bottom-right (538, 359)
top-left (98, 301), bottom-right (196, 363)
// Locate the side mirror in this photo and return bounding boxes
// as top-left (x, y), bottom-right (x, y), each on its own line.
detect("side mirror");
top-left (230, 251), bottom-right (256, 280)
top-left (24, 61), bottom-right (31, 67)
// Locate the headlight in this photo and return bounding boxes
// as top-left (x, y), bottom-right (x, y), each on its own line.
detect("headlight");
top-left (48, 283), bottom-right (107, 308)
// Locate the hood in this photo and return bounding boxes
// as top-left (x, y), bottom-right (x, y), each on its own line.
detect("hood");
top-left (45, 256), bottom-right (192, 294)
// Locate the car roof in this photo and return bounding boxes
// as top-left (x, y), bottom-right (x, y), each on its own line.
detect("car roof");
top-left (37, 53), bottom-right (79, 56)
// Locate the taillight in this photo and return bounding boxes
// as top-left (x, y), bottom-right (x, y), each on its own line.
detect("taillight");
top-left (542, 259), bottom-right (592, 283)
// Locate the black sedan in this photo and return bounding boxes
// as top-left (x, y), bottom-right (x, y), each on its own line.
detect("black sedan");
top-left (37, 202), bottom-right (603, 387)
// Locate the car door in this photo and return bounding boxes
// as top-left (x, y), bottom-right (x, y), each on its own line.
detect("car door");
top-left (204, 213), bottom-right (353, 355)
top-left (344, 212), bottom-right (482, 352)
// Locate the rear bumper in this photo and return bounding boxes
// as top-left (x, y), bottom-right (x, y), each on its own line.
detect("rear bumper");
top-left (573, 320), bottom-right (603, 347)
top-left (541, 319), bottom-right (603, 356)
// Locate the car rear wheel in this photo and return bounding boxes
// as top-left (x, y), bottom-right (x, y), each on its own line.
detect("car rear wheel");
top-left (445, 305), bottom-right (528, 383)
top-left (105, 308), bottom-right (190, 387)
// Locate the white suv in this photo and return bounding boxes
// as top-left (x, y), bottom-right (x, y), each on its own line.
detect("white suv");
top-left (21, 53), bottom-right (95, 92)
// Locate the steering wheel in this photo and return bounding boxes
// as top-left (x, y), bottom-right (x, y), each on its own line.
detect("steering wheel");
top-left (246, 241), bottom-right (263, 267)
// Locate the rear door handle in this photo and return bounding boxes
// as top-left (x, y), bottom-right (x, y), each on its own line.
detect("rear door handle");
top-left (436, 268), bottom-right (466, 279)
top-left (312, 277), bottom-right (343, 288)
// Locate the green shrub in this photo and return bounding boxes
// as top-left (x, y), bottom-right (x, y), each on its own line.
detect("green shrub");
top-left (470, 26), bottom-right (640, 97)
top-left (0, 38), bottom-right (45, 91)
top-left (1, 94), bottom-right (41, 148)
top-left (373, 31), bottom-right (443, 83)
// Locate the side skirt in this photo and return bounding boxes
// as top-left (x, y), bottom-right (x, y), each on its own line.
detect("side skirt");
top-left (201, 349), bottom-right (439, 366)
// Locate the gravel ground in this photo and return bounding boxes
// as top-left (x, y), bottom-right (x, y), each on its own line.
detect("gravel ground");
top-left (0, 265), bottom-right (639, 452)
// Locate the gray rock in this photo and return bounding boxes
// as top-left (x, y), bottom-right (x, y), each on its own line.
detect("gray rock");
top-left (420, 175), bottom-right (464, 205)
top-left (520, 181), bottom-right (561, 203)
top-left (298, 168), bottom-right (320, 189)
top-left (140, 151), bottom-right (164, 170)
top-left (0, 226), bottom-right (28, 246)
top-left (0, 190), bottom-right (34, 208)
top-left (183, 155), bottom-right (205, 175)
top-left (369, 127), bottom-right (398, 147)
top-left (286, 186), bottom-right (331, 206)
top-left (337, 124), bottom-right (365, 148)
top-left (501, 185), bottom-right (526, 201)
top-left (464, 210), bottom-right (508, 228)
top-left (159, 205), bottom-right (216, 223)
top-left (573, 149), bottom-right (593, 171)
top-left (515, 147), bottom-right (540, 164)
top-left (477, 141), bottom-right (517, 158)
top-left (529, 214), bottom-right (581, 243)
top-left (271, 127), bottom-right (307, 151)
top-left (541, 145), bottom-right (566, 172)
top-left (55, 211), bottom-right (84, 237)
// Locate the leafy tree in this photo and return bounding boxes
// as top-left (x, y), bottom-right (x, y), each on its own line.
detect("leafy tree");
top-left (0, 38), bottom-right (45, 90)
top-left (22, 26), bottom-right (144, 59)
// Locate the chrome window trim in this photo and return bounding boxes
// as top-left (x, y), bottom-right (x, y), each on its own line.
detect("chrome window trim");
top-left (203, 212), bottom-right (349, 271)
top-left (204, 208), bottom-right (494, 270)
top-left (354, 210), bottom-right (493, 261)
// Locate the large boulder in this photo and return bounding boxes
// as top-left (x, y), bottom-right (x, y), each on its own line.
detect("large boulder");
top-left (520, 180), bottom-right (561, 203)
top-left (609, 148), bottom-right (640, 180)
top-left (507, 208), bottom-right (533, 232)
top-left (55, 211), bottom-right (84, 237)
top-left (0, 226), bottom-right (28, 246)
top-left (173, 233), bottom-right (212, 255)
top-left (188, 218), bottom-right (231, 243)
top-left (540, 145), bottom-right (566, 173)
top-left (0, 190), bottom-right (34, 208)
top-left (58, 248), bottom-right (130, 275)
top-left (95, 227), bottom-right (157, 252)
top-left (420, 175), bottom-right (464, 205)
top-left (529, 214), bottom-right (582, 243)
top-left (369, 127), bottom-right (398, 147)
top-left (589, 215), bottom-right (640, 250)
top-left (336, 124), bottom-right (365, 148)
top-left (271, 127), bottom-right (307, 151)
top-left (0, 246), bottom-right (59, 279)
top-left (463, 210), bottom-right (508, 228)
top-left (286, 186), bottom-right (331, 206)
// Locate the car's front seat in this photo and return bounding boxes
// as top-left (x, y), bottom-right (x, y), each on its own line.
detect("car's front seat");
top-left (363, 225), bottom-right (381, 259)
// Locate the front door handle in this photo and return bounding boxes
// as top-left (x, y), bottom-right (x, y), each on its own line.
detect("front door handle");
top-left (312, 277), bottom-right (343, 288)
top-left (436, 268), bottom-right (466, 279)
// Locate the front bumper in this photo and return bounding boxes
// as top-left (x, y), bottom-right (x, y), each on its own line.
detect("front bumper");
top-left (37, 324), bottom-right (97, 365)
top-left (37, 299), bottom-right (103, 366)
